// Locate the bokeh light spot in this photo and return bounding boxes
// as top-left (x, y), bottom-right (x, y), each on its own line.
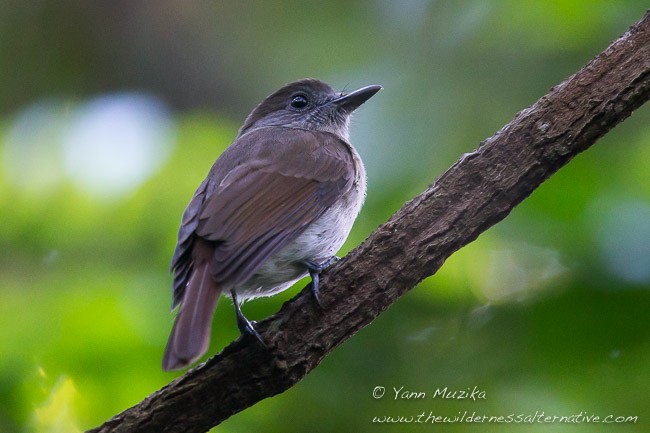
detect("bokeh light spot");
top-left (63, 94), bottom-right (175, 198)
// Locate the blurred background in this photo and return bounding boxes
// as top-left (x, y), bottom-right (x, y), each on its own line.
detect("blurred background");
top-left (1, 1), bottom-right (649, 432)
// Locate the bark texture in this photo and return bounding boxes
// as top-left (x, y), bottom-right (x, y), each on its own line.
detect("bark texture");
top-left (88, 10), bottom-right (650, 433)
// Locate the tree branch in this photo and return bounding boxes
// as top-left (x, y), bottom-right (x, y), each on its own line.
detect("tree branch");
top-left (87, 10), bottom-right (650, 433)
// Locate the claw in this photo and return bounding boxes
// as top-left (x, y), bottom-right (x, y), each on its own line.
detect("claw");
top-left (304, 256), bottom-right (339, 308)
top-left (231, 290), bottom-right (266, 347)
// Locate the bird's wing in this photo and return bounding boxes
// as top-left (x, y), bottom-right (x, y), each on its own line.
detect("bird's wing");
top-left (169, 177), bottom-right (208, 309)
top-left (171, 127), bottom-right (356, 302)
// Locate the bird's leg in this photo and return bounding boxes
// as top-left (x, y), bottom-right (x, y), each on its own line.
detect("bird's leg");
top-left (303, 256), bottom-right (340, 308)
top-left (230, 290), bottom-right (266, 347)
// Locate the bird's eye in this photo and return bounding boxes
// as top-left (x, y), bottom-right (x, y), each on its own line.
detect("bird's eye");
top-left (289, 94), bottom-right (309, 110)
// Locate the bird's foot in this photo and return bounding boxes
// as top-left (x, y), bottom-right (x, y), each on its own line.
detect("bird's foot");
top-left (303, 256), bottom-right (340, 308)
top-left (231, 290), bottom-right (266, 347)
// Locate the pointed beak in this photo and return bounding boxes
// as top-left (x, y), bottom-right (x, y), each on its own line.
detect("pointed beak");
top-left (331, 84), bottom-right (382, 113)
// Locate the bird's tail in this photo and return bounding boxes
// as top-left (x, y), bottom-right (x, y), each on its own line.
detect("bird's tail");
top-left (162, 260), bottom-right (221, 371)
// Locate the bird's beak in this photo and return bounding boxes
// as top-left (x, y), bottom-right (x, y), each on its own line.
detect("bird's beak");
top-left (331, 84), bottom-right (383, 113)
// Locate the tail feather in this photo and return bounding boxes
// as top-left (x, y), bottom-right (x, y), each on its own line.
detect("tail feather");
top-left (163, 261), bottom-right (221, 371)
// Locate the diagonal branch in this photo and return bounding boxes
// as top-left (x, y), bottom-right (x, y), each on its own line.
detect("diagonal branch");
top-left (87, 10), bottom-right (650, 433)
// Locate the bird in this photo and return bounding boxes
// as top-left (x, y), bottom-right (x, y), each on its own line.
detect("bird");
top-left (162, 78), bottom-right (381, 371)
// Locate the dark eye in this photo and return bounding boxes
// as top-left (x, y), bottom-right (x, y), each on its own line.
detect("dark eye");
top-left (289, 94), bottom-right (309, 110)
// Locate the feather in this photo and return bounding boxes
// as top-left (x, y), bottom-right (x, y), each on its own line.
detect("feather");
top-left (163, 240), bottom-right (221, 371)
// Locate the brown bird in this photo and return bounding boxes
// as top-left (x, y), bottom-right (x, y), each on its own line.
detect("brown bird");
top-left (162, 78), bottom-right (381, 371)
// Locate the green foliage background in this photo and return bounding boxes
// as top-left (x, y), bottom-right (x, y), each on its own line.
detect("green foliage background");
top-left (1, 1), bottom-right (649, 432)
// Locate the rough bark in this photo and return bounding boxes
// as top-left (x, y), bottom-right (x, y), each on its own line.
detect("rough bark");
top-left (87, 10), bottom-right (650, 433)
